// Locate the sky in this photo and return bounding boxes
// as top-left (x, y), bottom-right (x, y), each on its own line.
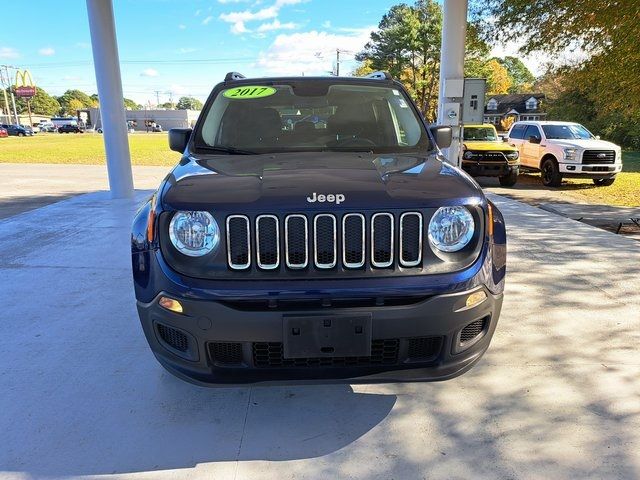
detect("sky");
top-left (0, 0), bottom-right (537, 106)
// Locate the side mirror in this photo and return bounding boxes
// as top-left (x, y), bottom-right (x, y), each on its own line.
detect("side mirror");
top-left (529, 135), bottom-right (541, 144)
top-left (430, 126), bottom-right (452, 149)
top-left (502, 136), bottom-right (509, 142)
top-left (169, 128), bottom-right (192, 153)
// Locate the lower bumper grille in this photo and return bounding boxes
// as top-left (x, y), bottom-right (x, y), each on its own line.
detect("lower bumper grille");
top-left (209, 342), bottom-right (243, 365)
top-left (460, 318), bottom-right (488, 343)
top-left (157, 324), bottom-right (189, 352)
top-left (407, 336), bottom-right (442, 361)
top-left (253, 339), bottom-right (400, 368)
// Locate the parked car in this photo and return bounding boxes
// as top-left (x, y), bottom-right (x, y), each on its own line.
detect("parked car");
top-left (461, 124), bottom-right (520, 186)
top-left (38, 122), bottom-right (57, 133)
top-left (151, 123), bottom-right (163, 132)
top-left (0, 124), bottom-right (32, 136)
top-left (58, 124), bottom-right (84, 134)
top-left (507, 121), bottom-right (623, 187)
top-left (0, 127), bottom-right (8, 138)
top-left (19, 124), bottom-right (36, 135)
top-left (131, 71), bottom-right (507, 385)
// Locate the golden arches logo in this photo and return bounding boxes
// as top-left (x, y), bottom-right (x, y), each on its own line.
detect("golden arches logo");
top-left (14, 70), bottom-right (36, 98)
top-left (14, 70), bottom-right (35, 88)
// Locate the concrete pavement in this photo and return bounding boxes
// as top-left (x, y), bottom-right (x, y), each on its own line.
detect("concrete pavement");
top-left (0, 186), bottom-right (638, 479)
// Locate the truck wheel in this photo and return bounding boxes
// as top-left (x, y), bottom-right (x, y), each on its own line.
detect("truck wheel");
top-left (541, 158), bottom-right (562, 187)
top-left (499, 169), bottom-right (519, 187)
top-left (593, 177), bottom-right (616, 186)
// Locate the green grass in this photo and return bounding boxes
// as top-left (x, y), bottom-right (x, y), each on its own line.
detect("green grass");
top-left (0, 132), bottom-right (175, 166)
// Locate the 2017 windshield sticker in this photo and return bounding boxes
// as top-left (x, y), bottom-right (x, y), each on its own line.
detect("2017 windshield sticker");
top-left (223, 86), bottom-right (276, 99)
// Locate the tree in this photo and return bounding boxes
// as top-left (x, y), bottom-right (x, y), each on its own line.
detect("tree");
top-left (494, 56), bottom-right (535, 92)
top-left (159, 102), bottom-right (175, 109)
top-left (356, 0), bottom-right (490, 122)
top-left (176, 96), bottom-right (203, 110)
top-left (484, 59), bottom-right (512, 94)
top-left (475, 0), bottom-right (640, 111)
top-left (56, 89), bottom-right (97, 115)
top-left (124, 97), bottom-right (140, 110)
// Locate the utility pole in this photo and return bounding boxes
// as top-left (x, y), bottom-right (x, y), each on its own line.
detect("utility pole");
top-left (336, 49), bottom-right (340, 76)
top-left (0, 66), bottom-right (10, 124)
top-left (154, 90), bottom-right (161, 106)
top-left (0, 65), bottom-right (19, 125)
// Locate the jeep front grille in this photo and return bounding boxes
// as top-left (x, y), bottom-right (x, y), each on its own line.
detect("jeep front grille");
top-left (225, 211), bottom-right (424, 271)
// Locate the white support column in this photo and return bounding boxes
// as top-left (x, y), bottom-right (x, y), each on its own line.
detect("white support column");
top-left (86, 0), bottom-right (134, 199)
top-left (437, 0), bottom-right (468, 166)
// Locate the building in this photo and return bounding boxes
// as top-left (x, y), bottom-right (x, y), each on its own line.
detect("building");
top-left (84, 107), bottom-right (200, 132)
top-left (484, 93), bottom-right (546, 130)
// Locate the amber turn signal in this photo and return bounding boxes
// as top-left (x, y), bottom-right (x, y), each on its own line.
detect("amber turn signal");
top-left (158, 296), bottom-right (183, 313)
top-left (465, 290), bottom-right (487, 308)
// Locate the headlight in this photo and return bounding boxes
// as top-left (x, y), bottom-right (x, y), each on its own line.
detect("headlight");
top-left (506, 151), bottom-right (519, 160)
top-left (564, 148), bottom-right (577, 160)
top-left (169, 211), bottom-right (220, 256)
top-left (428, 206), bottom-right (475, 253)
top-left (463, 150), bottom-right (474, 160)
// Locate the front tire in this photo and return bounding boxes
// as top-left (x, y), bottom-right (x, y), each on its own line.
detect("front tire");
top-left (18, 132), bottom-right (25, 137)
top-left (593, 177), bottom-right (616, 186)
top-left (541, 158), bottom-right (562, 187)
top-left (498, 169), bottom-right (519, 187)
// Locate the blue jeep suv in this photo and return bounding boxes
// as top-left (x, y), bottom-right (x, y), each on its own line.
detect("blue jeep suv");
top-left (131, 72), bottom-right (507, 385)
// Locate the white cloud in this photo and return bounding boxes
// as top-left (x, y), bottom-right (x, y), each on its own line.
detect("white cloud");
top-left (219, 0), bottom-right (306, 34)
top-left (178, 47), bottom-right (197, 54)
top-left (257, 19), bottom-right (297, 32)
top-left (256, 28), bottom-right (373, 75)
top-left (202, 15), bottom-right (214, 25)
top-left (178, 24), bottom-right (187, 30)
top-left (140, 68), bottom-right (159, 77)
top-left (194, 9), bottom-right (201, 16)
top-left (322, 20), bottom-right (331, 29)
top-left (218, 0), bottom-right (249, 3)
top-left (38, 47), bottom-right (55, 56)
top-left (0, 47), bottom-right (19, 59)
top-left (75, 42), bottom-right (91, 49)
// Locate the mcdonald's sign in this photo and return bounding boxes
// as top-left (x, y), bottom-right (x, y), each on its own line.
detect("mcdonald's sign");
top-left (14, 70), bottom-right (36, 99)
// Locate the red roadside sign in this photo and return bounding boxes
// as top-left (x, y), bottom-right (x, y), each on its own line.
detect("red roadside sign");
top-left (15, 86), bottom-right (36, 98)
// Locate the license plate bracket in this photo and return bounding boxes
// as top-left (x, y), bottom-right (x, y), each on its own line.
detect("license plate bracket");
top-left (283, 314), bottom-right (372, 359)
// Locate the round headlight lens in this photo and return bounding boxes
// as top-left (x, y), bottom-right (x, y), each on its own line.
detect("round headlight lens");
top-left (169, 211), bottom-right (220, 257)
top-left (463, 150), bottom-right (474, 160)
top-left (428, 206), bottom-right (475, 252)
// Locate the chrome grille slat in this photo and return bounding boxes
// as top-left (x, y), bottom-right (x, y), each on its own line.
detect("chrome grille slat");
top-left (399, 212), bottom-right (423, 267)
top-left (256, 215), bottom-right (280, 270)
top-left (226, 211), bottom-right (428, 271)
top-left (285, 214), bottom-right (308, 269)
top-left (314, 214), bottom-right (337, 269)
top-left (226, 215), bottom-right (251, 270)
top-left (342, 213), bottom-right (365, 268)
top-left (371, 213), bottom-right (394, 268)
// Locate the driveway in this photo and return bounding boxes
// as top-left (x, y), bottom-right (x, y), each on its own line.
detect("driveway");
top-left (0, 182), bottom-right (638, 478)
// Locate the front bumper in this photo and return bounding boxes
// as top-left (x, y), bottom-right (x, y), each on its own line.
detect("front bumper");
top-left (461, 160), bottom-right (518, 177)
top-left (137, 286), bottom-right (503, 385)
top-left (558, 162), bottom-right (622, 177)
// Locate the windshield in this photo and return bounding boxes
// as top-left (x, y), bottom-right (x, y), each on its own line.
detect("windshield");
top-left (542, 124), bottom-right (593, 140)
top-left (195, 82), bottom-right (429, 154)
top-left (463, 126), bottom-right (497, 141)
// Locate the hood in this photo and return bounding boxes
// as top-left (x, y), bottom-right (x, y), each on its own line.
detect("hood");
top-left (463, 140), bottom-right (517, 152)
top-left (547, 138), bottom-right (620, 150)
top-left (161, 152), bottom-right (484, 212)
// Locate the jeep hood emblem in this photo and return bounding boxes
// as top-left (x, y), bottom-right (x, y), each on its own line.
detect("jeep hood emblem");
top-left (307, 192), bottom-right (345, 204)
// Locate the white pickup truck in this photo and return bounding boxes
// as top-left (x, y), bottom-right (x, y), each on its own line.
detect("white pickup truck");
top-left (506, 121), bottom-right (623, 187)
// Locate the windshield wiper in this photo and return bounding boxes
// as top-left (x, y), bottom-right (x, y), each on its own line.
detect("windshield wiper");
top-left (197, 145), bottom-right (257, 155)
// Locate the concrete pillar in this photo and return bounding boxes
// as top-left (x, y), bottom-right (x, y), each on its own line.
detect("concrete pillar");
top-left (437, 0), bottom-right (468, 166)
top-left (86, 0), bottom-right (134, 199)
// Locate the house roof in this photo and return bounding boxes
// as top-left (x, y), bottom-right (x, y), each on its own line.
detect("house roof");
top-left (485, 93), bottom-right (545, 115)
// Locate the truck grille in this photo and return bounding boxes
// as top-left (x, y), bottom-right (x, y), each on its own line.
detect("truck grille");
top-left (582, 150), bottom-right (615, 164)
top-left (225, 211), bottom-right (424, 271)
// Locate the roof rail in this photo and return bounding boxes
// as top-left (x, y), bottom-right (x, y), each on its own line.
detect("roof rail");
top-left (224, 72), bottom-right (246, 82)
top-left (364, 71), bottom-right (393, 80)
